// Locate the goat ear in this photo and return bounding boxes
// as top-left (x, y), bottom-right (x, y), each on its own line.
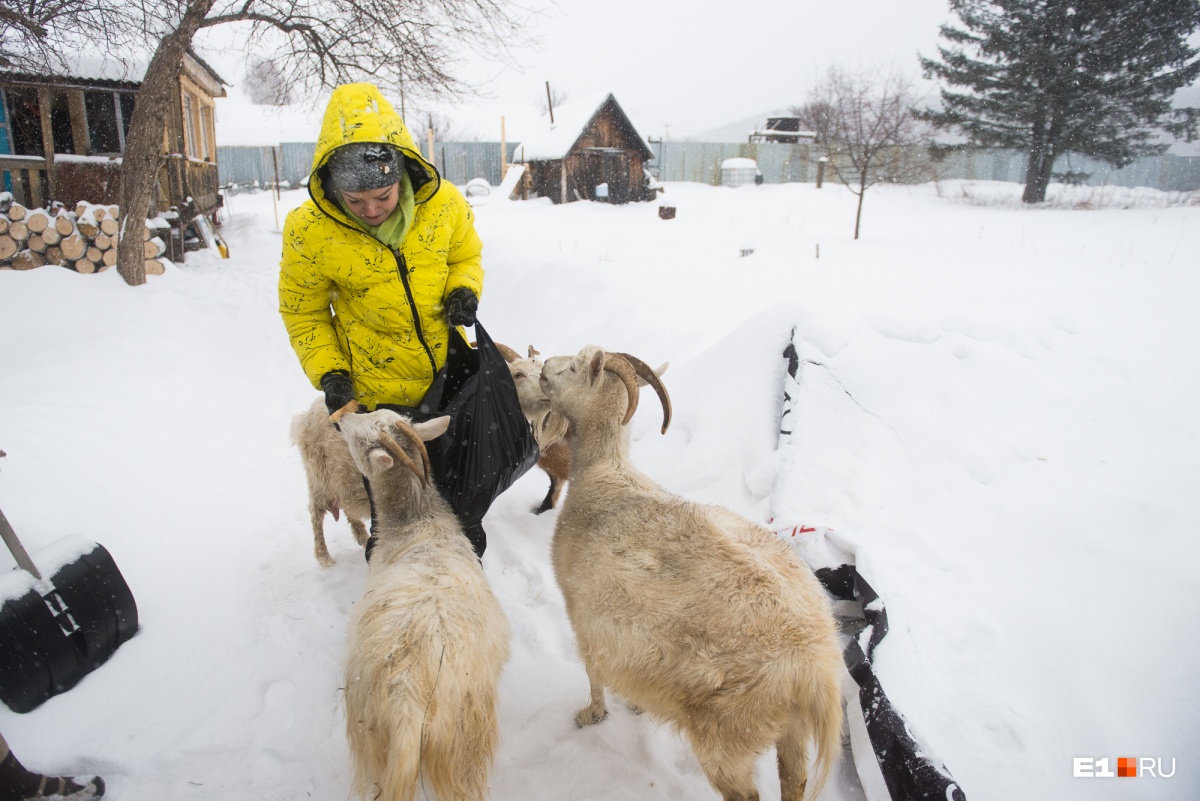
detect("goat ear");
top-left (369, 448), bottom-right (394, 470)
top-left (412, 415), bottom-right (451, 441)
top-left (588, 349), bottom-right (605, 385)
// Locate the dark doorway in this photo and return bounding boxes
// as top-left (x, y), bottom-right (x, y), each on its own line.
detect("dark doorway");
top-left (581, 148), bottom-right (632, 203)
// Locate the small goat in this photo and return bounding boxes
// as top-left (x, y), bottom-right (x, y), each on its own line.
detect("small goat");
top-left (338, 408), bottom-right (511, 801)
top-left (289, 398), bottom-right (371, 567)
top-left (539, 346), bottom-right (844, 801)
top-left (496, 343), bottom-right (571, 513)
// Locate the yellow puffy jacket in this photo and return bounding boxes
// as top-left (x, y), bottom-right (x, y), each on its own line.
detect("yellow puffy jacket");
top-left (278, 83), bottom-right (483, 410)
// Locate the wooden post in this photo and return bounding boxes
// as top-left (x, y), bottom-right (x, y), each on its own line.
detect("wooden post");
top-left (500, 116), bottom-right (507, 180)
top-left (67, 91), bottom-right (90, 155)
top-left (271, 146), bottom-right (280, 230)
top-left (37, 88), bottom-right (55, 201)
top-left (816, 157), bottom-right (827, 189)
top-left (546, 82), bottom-right (555, 124)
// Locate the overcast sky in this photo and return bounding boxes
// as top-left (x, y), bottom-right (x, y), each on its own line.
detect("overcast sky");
top-left (447, 0), bottom-right (956, 139)
top-left (204, 0), bottom-right (956, 143)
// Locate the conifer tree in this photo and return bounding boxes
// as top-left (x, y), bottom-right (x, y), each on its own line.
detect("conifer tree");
top-left (919, 0), bottom-right (1200, 203)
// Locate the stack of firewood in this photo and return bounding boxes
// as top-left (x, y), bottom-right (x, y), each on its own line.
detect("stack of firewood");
top-left (0, 198), bottom-right (171, 276)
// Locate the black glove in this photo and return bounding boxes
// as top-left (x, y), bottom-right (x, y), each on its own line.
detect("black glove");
top-left (321, 370), bottom-right (356, 415)
top-left (444, 287), bottom-right (478, 327)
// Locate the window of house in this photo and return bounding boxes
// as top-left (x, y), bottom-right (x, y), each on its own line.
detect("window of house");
top-left (182, 92), bottom-right (196, 157)
top-left (48, 90), bottom-right (74, 154)
top-left (85, 90), bottom-right (121, 153)
top-left (119, 93), bottom-right (135, 143)
top-left (6, 88), bottom-right (44, 156)
top-left (199, 104), bottom-right (212, 160)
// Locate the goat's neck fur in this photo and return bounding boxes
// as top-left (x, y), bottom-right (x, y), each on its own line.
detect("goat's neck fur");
top-left (565, 413), bottom-right (641, 483)
top-left (367, 470), bottom-right (454, 540)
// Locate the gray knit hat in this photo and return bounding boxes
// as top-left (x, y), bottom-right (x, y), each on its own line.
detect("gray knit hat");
top-left (326, 142), bottom-right (402, 192)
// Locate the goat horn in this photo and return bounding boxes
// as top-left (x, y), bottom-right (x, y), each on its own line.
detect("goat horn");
top-left (328, 399), bottom-right (359, 423)
top-left (616, 353), bottom-right (672, 434)
top-left (494, 342), bottom-right (522, 363)
top-left (602, 353), bottom-right (640, 426)
top-left (377, 425), bottom-right (431, 486)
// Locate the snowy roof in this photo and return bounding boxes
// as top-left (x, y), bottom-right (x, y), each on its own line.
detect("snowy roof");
top-left (512, 93), bottom-right (652, 162)
top-left (722, 157), bottom-right (759, 169)
top-left (0, 49), bottom-right (225, 91)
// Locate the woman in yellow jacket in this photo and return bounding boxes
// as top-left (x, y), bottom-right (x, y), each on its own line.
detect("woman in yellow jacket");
top-left (279, 83), bottom-right (489, 552)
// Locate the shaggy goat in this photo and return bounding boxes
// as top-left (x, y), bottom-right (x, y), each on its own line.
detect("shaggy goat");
top-left (289, 398), bottom-right (371, 567)
top-left (539, 346), bottom-right (844, 801)
top-left (338, 408), bottom-right (511, 801)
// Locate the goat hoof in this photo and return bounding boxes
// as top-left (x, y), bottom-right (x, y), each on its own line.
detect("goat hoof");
top-left (575, 706), bottom-right (608, 727)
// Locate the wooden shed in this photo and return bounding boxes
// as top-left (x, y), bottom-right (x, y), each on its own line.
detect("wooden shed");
top-left (0, 51), bottom-right (227, 217)
top-left (512, 93), bottom-right (656, 205)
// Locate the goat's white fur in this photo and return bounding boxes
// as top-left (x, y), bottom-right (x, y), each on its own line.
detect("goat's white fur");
top-left (289, 398), bottom-right (371, 567)
top-left (539, 345), bottom-right (844, 801)
top-left (339, 408), bottom-right (511, 801)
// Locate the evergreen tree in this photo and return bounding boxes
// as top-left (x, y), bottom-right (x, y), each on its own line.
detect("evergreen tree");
top-left (919, 0), bottom-right (1200, 202)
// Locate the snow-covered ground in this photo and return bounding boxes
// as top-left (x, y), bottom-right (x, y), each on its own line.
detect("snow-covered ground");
top-left (1, 179), bottom-right (1197, 800)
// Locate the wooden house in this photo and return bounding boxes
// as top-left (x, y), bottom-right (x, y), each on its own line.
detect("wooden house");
top-left (0, 51), bottom-right (226, 217)
top-left (512, 94), bottom-right (656, 205)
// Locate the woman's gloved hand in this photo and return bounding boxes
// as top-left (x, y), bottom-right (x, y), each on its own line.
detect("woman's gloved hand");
top-left (321, 370), bottom-right (356, 415)
top-left (444, 287), bottom-right (478, 327)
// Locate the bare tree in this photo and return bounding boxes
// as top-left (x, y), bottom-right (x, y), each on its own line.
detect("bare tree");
top-left (114, 0), bottom-right (532, 286)
top-left (244, 56), bottom-right (292, 105)
top-left (792, 67), bottom-right (927, 239)
top-left (0, 0), bottom-right (141, 71)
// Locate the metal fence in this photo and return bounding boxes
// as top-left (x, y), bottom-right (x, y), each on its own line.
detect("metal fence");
top-left (648, 141), bottom-right (1200, 192)
top-left (217, 142), bottom-right (520, 188)
top-left (218, 140), bottom-right (1200, 193)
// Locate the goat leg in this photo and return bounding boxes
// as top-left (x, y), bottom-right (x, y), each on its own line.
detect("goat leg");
top-left (574, 655), bottom-right (609, 727)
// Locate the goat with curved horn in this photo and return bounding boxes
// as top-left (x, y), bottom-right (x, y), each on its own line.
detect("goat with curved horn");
top-left (601, 353), bottom-right (641, 426)
top-left (615, 352), bottom-right (672, 434)
top-left (377, 422), bottom-right (431, 486)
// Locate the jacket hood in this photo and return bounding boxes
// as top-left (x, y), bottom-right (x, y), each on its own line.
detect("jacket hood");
top-left (309, 83), bottom-right (439, 222)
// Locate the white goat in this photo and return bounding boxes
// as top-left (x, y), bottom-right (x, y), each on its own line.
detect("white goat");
top-left (338, 407), bottom-right (511, 801)
top-left (539, 346), bottom-right (844, 801)
top-left (289, 398), bottom-right (371, 567)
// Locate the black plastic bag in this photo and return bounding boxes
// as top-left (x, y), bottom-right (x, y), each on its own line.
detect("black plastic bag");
top-left (383, 320), bottom-right (539, 537)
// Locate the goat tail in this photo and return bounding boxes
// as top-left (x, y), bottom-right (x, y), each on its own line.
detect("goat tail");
top-left (345, 691), bottom-right (422, 801)
top-left (778, 659), bottom-right (844, 801)
top-left (344, 637), bottom-right (428, 801)
top-left (810, 665), bottom-right (844, 801)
